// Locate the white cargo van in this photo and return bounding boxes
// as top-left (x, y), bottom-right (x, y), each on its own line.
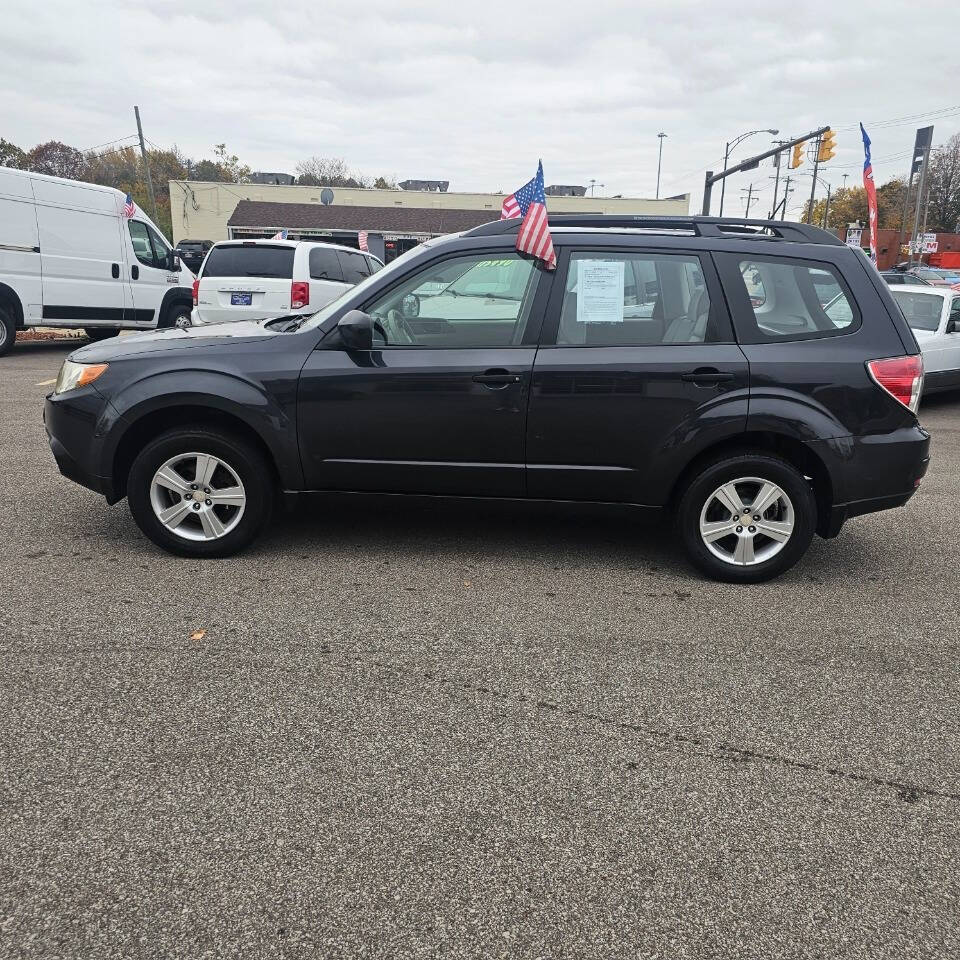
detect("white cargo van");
top-left (0, 166), bottom-right (194, 356)
top-left (192, 239), bottom-right (383, 325)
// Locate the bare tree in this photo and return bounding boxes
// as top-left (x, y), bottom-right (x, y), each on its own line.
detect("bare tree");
top-left (295, 156), bottom-right (368, 188)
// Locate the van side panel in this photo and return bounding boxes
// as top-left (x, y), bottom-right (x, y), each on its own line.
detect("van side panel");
top-left (0, 168), bottom-right (42, 323)
top-left (35, 198), bottom-right (129, 327)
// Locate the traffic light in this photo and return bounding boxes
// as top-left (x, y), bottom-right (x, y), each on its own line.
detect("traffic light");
top-left (817, 129), bottom-right (836, 163)
top-left (790, 142), bottom-right (806, 169)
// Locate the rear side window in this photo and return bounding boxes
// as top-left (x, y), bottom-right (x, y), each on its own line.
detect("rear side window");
top-left (310, 248), bottom-right (344, 281)
top-left (338, 250), bottom-right (371, 283)
top-left (202, 245), bottom-right (295, 279)
top-left (721, 255), bottom-right (860, 343)
top-left (366, 255), bottom-right (383, 274)
top-left (556, 251), bottom-right (720, 345)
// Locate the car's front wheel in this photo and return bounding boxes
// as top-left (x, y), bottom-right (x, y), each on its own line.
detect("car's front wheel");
top-left (678, 452), bottom-right (816, 583)
top-left (85, 328), bottom-right (120, 342)
top-left (127, 427), bottom-right (273, 557)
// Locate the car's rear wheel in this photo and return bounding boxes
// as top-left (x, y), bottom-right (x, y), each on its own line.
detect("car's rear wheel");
top-left (678, 452), bottom-right (816, 583)
top-left (0, 306), bottom-right (16, 357)
top-left (127, 427), bottom-right (273, 557)
top-left (85, 327), bottom-right (120, 342)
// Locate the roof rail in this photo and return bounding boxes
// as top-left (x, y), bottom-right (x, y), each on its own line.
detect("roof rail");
top-left (465, 214), bottom-right (844, 245)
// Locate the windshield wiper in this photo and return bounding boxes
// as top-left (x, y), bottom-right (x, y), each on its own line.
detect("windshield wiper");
top-left (443, 291), bottom-right (519, 301)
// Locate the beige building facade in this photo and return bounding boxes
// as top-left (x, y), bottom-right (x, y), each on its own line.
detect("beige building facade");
top-left (168, 180), bottom-right (690, 244)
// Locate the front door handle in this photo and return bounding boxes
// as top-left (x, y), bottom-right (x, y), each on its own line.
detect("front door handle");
top-left (472, 368), bottom-right (522, 388)
top-left (131, 265), bottom-right (139, 280)
top-left (111, 263), bottom-right (119, 278)
top-left (681, 368), bottom-right (735, 384)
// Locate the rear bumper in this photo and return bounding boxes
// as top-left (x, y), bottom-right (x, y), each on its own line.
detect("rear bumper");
top-left (810, 424), bottom-right (930, 537)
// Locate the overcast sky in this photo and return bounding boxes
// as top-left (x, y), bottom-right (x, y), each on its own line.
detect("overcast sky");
top-left (5, 0), bottom-right (959, 218)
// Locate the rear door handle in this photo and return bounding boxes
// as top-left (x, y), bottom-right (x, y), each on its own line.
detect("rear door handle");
top-left (681, 369), bottom-right (735, 384)
top-left (472, 368), bottom-right (522, 388)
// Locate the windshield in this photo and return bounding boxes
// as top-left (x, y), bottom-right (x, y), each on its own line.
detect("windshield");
top-left (891, 290), bottom-right (944, 331)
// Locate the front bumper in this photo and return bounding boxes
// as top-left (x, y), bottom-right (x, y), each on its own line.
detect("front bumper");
top-left (44, 390), bottom-right (118, 502)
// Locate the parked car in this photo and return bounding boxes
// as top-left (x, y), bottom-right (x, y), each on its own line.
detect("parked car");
top-left (174, 239), bottom-right (213, 275)
top-left (890, 284), bottom-right (960, 394)
top-left (0, 166), bottom-right (193, 355)
top-left (45, 215), bottom-right (929, 582)
top-left (881, 270), bottom-right (933, 286)
top-left (890, 264), bottom-right (954, 287)
top-left (191, 239), bottom-right (383, 325)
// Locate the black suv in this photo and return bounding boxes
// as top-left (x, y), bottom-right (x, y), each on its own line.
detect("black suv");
top-left (173, 239), bottom-right (213, 275)
top-left (44, 216), bottom-right (929, 582)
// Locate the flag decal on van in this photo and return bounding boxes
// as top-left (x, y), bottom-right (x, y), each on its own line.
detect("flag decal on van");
top-left (123, 194), bottom-right (136, 218)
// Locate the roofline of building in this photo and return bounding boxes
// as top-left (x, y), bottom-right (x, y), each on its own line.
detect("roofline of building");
top-left (171, 179), bottom-right (689, 202)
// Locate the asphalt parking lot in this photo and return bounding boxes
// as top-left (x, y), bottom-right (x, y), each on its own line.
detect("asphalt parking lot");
top-left (2, 339), bottom-right (959, 959)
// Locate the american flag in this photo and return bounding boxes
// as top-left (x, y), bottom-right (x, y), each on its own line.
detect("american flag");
top-left (501, 161), bottom-right (556, 270)
top-left (860, 123), bottom-right (879, 264)
top-left (271, 229), bottom-right (288, 240)
top-left (122, 194), bottom-right (135, 218)
top-left (358, 230), bottom-right (369, 252)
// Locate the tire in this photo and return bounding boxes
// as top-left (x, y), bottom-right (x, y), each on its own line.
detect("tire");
top-left (127, 427), bottom-right (274, 558)
top-left (85, 328), bottom-right (120, 342)
top-left (162, 303), bottom-right (192, 329)
top-left (677, 451), bottom-right (817, 583)
top-left (0, 306), bottom-right (16, 357)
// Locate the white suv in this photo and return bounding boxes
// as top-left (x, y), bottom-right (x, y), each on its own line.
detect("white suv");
top-left (191, 239), bottom-right (383, 325)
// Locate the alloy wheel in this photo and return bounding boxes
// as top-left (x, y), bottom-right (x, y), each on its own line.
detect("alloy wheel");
top-left (698, 476), bottom-right (795, 566)
top-left (149, 452), bottom-right (246, 541)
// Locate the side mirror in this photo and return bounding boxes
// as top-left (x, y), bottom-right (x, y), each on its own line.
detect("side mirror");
top-left (337, 309), bottom-right (374, 350)
top-left (166, 251), bottom-right (181, 272)
top-left (948, 318), bottom-right (960, 334)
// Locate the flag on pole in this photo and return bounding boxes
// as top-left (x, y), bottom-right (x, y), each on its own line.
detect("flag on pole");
top-left (358, 230), bottom-right (369, 252)
top-left (500, 161), bottom-right (556, 270)
top-left (122, 194), bottom-right (136, 218)
top-left (271, 229), bottom-right (288, 240)
top-left (860, 123), bottom-right (879, 264)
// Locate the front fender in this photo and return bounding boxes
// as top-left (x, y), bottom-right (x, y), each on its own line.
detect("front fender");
top-left (100, 367), bottom-right (303, 491)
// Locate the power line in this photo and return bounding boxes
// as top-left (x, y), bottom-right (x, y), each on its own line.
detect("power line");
top-left (82, 134), bottom-right (138, 153)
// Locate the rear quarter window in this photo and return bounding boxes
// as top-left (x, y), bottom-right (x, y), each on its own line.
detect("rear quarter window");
top-left (309, 248), bottom-right (344, 282)
top-left (718, 254), bottom-right (861, 343)
top-left (202, 245), bottom-right (295, 279)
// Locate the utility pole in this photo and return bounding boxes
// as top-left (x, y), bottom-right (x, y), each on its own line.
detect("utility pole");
top-left (822, 183), bottom-right (832, 229)
top-left (741, 182), bottom-right (755, 217)
top-left (842, 173), bottom-right (849, 190)
top-left (587, 179), bottom-right (604, 197)
top-left (777, 176), bottom-right (792, 220)
top-left (134, 105), bottom-right (157, 220)
top-left (656, 133), bottom-right (667, 199)
top-left (806, 134), bottom-right (823, 224)
top-left (909, 143), bottom-right (931, 264)
top-left (769, 141), bottom-right (786, 221)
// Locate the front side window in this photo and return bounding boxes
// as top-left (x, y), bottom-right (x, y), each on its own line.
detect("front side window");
top-left (148, 225), bottom-right (170, 268)
top-left (364, 252), bottom-right (540, 348)
top-left (128, 220), bottom-right (161, 269)
top-left (556, 251), bottom-right (716, 345)
top-left (726, 257), bottom-right (859, 342)
top-left (891, 290), bottom-right (944, 332)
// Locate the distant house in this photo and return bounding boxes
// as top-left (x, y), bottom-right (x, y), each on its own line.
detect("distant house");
top-left (398, 179), bottom-right (450, 192)
top-left (545, 184), bottom-right (587, 197)
top-left (250, 171), bottom-right (295, 185)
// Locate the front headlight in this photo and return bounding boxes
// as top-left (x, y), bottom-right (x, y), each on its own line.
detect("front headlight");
top-left (54, 360), bottom-right (109, 394)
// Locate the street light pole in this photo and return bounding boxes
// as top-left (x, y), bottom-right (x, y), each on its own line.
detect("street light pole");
top-left (718, 127), bottom-right (779, 216)
top-left (656, 133), bottom-right (667, 199)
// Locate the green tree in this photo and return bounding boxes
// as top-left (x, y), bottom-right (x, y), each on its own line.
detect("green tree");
top-left (0, 138), bottom-right (27, 169)
top-left (373, 175), bottom-right (397, 189)
top-left (190, 144), bottom-right (250, 183)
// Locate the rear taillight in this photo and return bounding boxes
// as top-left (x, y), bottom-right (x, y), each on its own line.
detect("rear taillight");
top-left (867, 355), bottom-right (923, 414)
top-left (191, 278), bottom-right (199, 305)
top-left (291, 281), bottom-right (309, 310)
